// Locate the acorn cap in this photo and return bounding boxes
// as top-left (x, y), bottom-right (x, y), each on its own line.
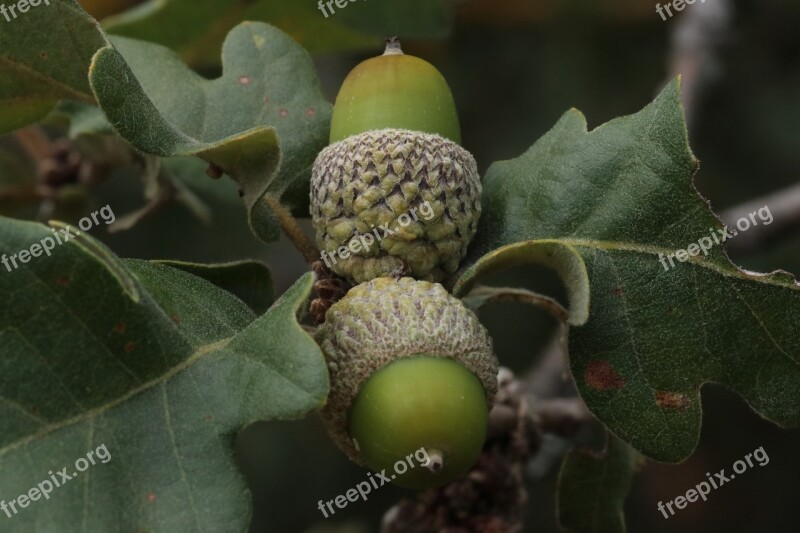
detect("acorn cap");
top-left (315, 277), bottom-right (498, 465)
top-left (310, 128), bottom-right (481, 283)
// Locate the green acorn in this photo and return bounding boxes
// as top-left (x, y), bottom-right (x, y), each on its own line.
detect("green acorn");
top-left (310, 38), bottom-right (481, 284)
top-left (316, 277), bottom-right (498, 489)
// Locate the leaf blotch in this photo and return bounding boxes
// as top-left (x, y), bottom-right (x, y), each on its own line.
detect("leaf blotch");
top-left (655, 391), bottom-right (691, 411)
top-left (146, 492), bottom-right (157, 503)
top-left (279, 108), bottom-right (288, 118)
top-left (56, 276), bottom-right (70, 287)
top-left (238, 75), bottom-right (251, 85)
top-left (170, 314), bottom-right (181, 324)
top-left (114, 322), bottom-right (126, 334)
top-left (124, 341), bottom-right (137, 353)
top-left (306, 108), bottom-right (316, 117)
top-left (585, 360), bottom-right (625, 391)
top-left (612, 287), bottom-right (624, 297)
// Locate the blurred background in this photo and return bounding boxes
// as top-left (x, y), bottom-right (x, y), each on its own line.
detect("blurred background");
top-left (1, 0), bottom-right (798, 531)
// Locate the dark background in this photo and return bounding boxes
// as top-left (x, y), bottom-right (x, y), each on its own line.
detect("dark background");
top-left (1, 1), bottom-right (798, 532)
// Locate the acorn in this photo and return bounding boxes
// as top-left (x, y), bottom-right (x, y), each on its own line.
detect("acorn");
top-left (310, 38), bottom-right (482, 284)
top-left (316, 277), bottom-right (498, 489)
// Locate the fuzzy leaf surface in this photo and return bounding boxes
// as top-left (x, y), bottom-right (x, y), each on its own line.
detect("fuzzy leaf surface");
top-left (102, 0), bottom-right (451, 64)
top-left (557, 436), bottom-right (640, 533)
top-left (463, 78), bottom-right (800, 462)
top-left (89, 22), bottom-right (331, 242)
top-left (0, 0), bottom-right (108, 132)
top-left (0, 216), bottom-right (326, 530)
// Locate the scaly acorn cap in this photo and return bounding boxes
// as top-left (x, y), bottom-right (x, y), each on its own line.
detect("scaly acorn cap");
top-left (310, 128), bottom-right (481, 283)
top-left (311, 39), bottom-right (480, 284)
top-left (315, 277), bottom-right (498, 470)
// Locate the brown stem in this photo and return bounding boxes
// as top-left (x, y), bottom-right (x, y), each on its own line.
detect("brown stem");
top-left (466, 285), bottom-right (570, 323)
top-left (263, 195), bottom-right (319, 265)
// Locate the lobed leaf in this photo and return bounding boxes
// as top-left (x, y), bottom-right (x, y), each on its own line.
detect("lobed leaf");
top-left (89, 22), bottom-right (332, 242)
top-left (557, 435), bottom-right (640, 533)
top-left (462, 78), bottom-right (800, 462)
top-left (0, 215), bottom-right (327, 530)
top-left (102, 0), bottom-right (452, 64)
top-left (0, 0), bottom-right (107, 133)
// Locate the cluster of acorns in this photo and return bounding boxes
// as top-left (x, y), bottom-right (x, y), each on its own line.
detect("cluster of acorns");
top-left (310, 38), bottom-right (500, 489)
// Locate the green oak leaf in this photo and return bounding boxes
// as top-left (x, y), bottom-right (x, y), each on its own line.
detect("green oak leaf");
top-left (48, 101), bottom-right (112, 138)
top-left (102, 0), bottom-right (451, 65)
top-left (462, 78), bottom-right (800, 463)
top-left (0, 0), bottom-right (107, 133)
top-left (155, 259), bottom-right (274, 316)
top-left (452, 240), bottom-right (591, 326)
top-left (0, 215), bottom-right (327, 530)
top-left (557, 435), bottom-right (641, 533)
top-left (89, 22), bottom-right (332, 242)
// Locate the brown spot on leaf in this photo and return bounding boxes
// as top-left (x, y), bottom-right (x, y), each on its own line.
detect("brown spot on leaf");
top-left (203, 415), bottom-right (213, 422)
top-left (263, 95), bottom-right (269, 104)
top-left (170, 314), bottom-right (181, 324)
top-left (124, 342), bottom-right (137, 353)
top-left (146, 492), bottom-right (157, 503)
top-left (584, 360), bottom-right (625, 391)
top-left (656, 391), bottom-right (691, 411)
top-left (238, 76), bottom-right (251, 85)
top-left (40, 51), bottom-right (47, 59)
top-left (612, 287), bottom-right (624, 297)
top-left (114, 322), bottom-right (126, 334)
top-left (279, 108), bottom-right (288, 118)
top-left (306, 107), bottom-right (316, 117)
top-left (56, 276), bottom-right (69, 287)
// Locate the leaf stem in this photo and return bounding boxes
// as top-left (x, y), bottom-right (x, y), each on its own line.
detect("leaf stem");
top-left (263, 195), bottom-right (319, 265)
top-left (465, 285), bottom-right (570, 323)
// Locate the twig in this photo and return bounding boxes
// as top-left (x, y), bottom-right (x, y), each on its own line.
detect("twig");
top-left (525, 329), bottom-right (573, 399)
top-left (263, 195), bottom-right (319, 265)
top-left (720, 181), bottom-right (800, 254)
top-left (668, 0), bottom-right (733, 131)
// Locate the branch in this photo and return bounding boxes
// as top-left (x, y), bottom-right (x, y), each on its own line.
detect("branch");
top-left (720, 181), bottom-right (800, 253)
top-left (262, 195), bottom-right (319, 265)
top-left (668, 0), bottom-right (733, 131)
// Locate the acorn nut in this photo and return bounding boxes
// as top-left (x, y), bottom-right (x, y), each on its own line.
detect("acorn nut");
top-left (316, 277), bottom-right (499, 489)
top-left (311, 38), bottom-right (482, 284)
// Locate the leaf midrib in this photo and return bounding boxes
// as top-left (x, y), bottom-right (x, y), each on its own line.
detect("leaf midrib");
top-left (0, 337), bottom-right (231, 459)
top-left (555, 238), bottom-right (799, 289)
top-left (0, 55), bottom-right (95, 104)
